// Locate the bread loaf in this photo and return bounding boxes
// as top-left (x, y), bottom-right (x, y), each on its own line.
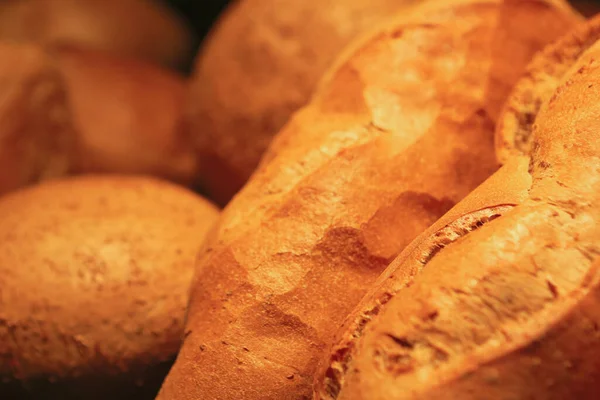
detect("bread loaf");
top-left (315, 21), bottom-right (600, 400)
top-left (0, 42), bottom-right (75, 197)
top-left (53, 47), bottom-right (198, 185)
top-left (0, 176), bottom-right (219, 399)
top-left (187, 0), bottom-right (418, 204)
top-left (157, 1), bottom-right (580, 399)
top-left (0, 0), bottom-right (194, 70)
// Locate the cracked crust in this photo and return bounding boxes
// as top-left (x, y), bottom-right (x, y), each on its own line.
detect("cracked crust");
top-left (157, 1), bottom-right (579, 399)
top-left (0, 42), bottom-right (77, 196)
top-left (315, 30), bottom-right (600, 400)
top-left (0, 176), bottom-right (219, 399)
top-left (317, 155), bottom-right (532, 399)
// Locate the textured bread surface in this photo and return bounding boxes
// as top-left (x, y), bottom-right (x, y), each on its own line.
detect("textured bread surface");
top-left (157, 1), bottom-right (580, 399)
top-left (0, 42), bottom-right (75, 197)
top-left (0, 176), bottom-right (219, 399)
top-left (188, 0), bottom-right (419, 204)
top-left (54, 46), bottom-right (198, 185)
top-left (316, 26), bottom-right (600, 400)
top-left (0, 0), bottom-right (194, 70)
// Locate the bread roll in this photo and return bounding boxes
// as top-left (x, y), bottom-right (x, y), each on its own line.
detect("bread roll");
top-left (53, 47), bottom-right (198, 185)
top-left (157, 1), bottom-right (580, 399)
top-left (0, 176), bottom-right (219, 399)
top-left (0, 42), bottom-right (75, 197)
top-left (187, 0), bottom-right (418, 204)
top-left (316, 23), bottom-right (600, 400)
top-left (0, 0), bottom-right (194, 70)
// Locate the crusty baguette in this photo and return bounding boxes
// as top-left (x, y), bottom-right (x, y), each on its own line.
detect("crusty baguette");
top-left (0, 0), bottom-right (194, 70)
top-left (0, 42), bottom-right (76, 197)
top-left (52, 46), bottom-right (198, 185)
top-left (315, 24), bottom-right (600, 400)
top-left (157, 1), bottom-right (580, 399)
top-left (0, 176), bottom-right (219, 400)
top-left (496, 13), bottom-right (600, 163)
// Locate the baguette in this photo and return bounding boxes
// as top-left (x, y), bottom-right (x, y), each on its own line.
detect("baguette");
top-left (53, 47), bottom-right (198, 185)
top-left (157, 1), bottom-right (580, 399)
top-left (316, 23), bottom-right (600, 400)
top-left (0, 42), bottom-right (75, 197)
top-left (0, 176), bottom-right (219, 400)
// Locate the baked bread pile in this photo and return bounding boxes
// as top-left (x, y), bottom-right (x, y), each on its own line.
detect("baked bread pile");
top-left (160, 0), bottom-right (593, 398)
top-left (0, 1), bottom-right (218, 399)
top-left (2, 0), bottom-right (600, 399)
top-left (316, 11), bottom-right (600, 399)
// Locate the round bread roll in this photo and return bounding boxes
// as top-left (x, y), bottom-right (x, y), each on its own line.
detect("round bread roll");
top-left (0, 41), bottom-right (75, 197)
top-left (53, 46), bottom-right (198, 185)
top-left (187, 0), bottom-right (419, 204)
top-left (0, 176), bottom-right (219, 399)
top-left (0, 0), bottom-right (194, 70)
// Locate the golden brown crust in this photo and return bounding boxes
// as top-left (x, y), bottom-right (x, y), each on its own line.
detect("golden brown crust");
top-left (187, 0), bottom-right (420, 205)
top-left (315, 156), bottom-right (531, 400)
top-left (157, 1), bottom-right (579, 399)
top-left (52, 46), bottom-right (198, 185)
top-left (0, 176), bottom-right (219, 399)
top-left (0, 0), bottom-right (194, 70)
top-left (316, 31), bottom-right (600, 400)
top-left (0, 42), bottom-right (76, 197)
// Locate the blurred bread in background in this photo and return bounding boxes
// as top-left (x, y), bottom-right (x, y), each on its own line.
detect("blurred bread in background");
top-left (0, 0), bottom-right (195, 70)
top-left (0, 42), bottom-right (76, 197)
top-left (53, 47), bottom-right (198, 185)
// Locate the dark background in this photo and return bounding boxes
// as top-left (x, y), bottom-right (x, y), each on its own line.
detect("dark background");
top-left (166, 0), bottom-right (230, 39)
top-left (164, 0), bottom-right (600, 60)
